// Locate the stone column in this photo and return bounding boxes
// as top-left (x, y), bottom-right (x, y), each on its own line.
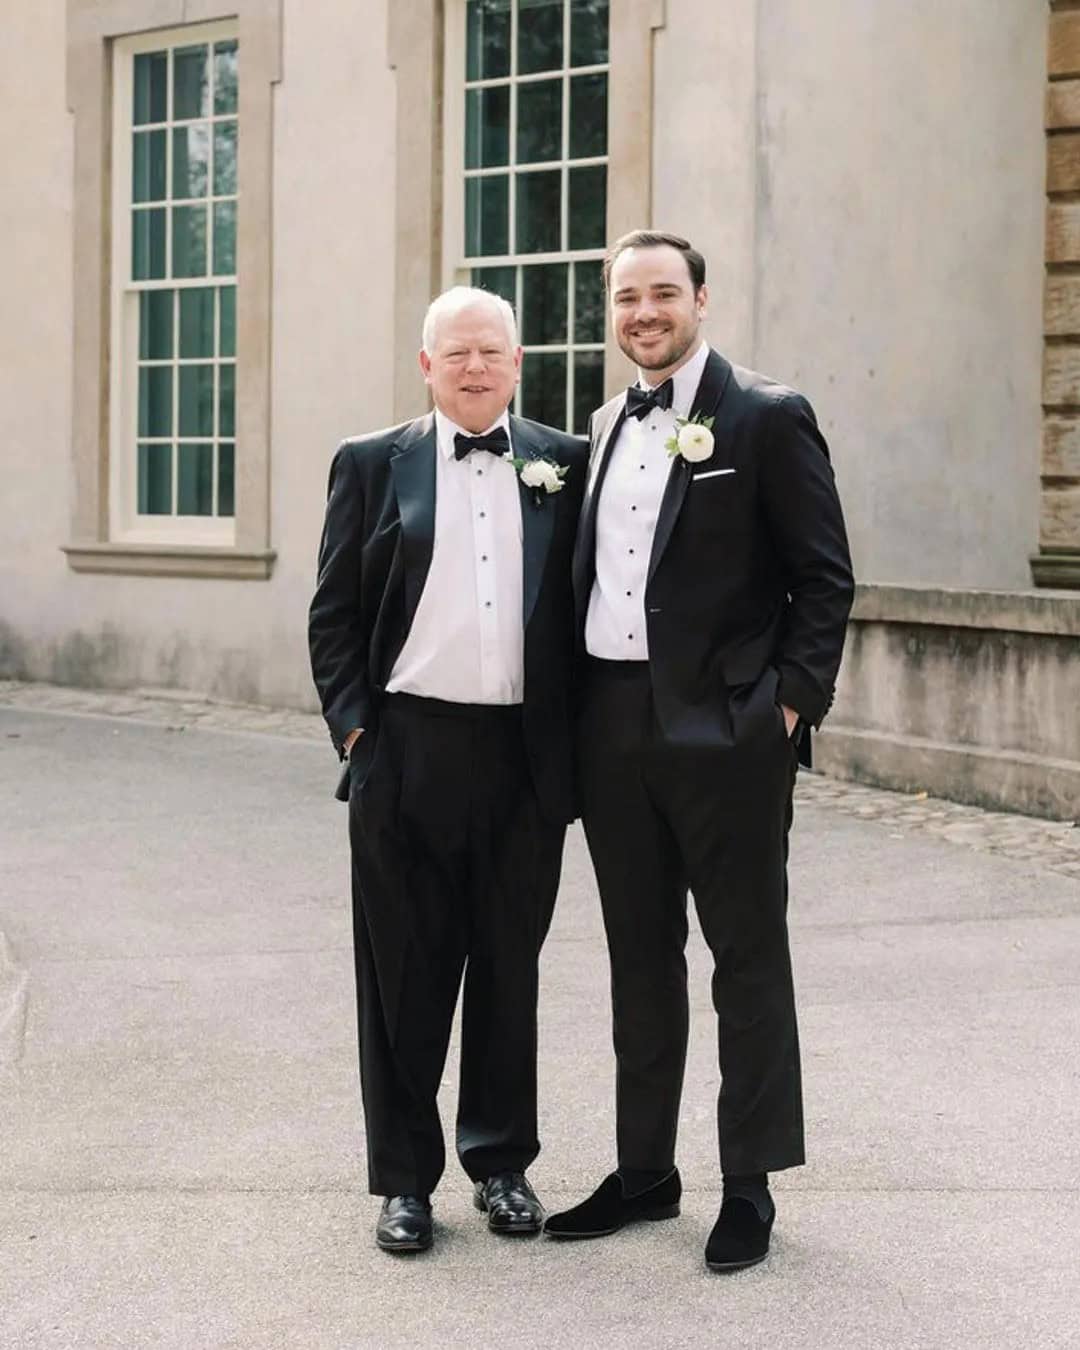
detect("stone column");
top-left (1036, 4), bottom-right (1080, 587)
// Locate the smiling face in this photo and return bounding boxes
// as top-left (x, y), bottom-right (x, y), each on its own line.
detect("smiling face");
top-left (419, 299), bottom-right (522, 433)
top-left (609, 244), bottom-right (708, 384)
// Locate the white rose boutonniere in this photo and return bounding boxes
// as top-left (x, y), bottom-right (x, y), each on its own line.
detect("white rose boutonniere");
top-left (508, 454), bottom-right (568, 506)
top-left (665, 413), bottom-right (715, 463)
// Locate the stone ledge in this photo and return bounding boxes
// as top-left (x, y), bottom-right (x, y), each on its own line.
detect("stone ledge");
top-left (62, 543), bottom-right (277, 580)
top-left (850, 582), bottom-right (1080, 635)
top-left (817, 725), bottom-right (1079, 822)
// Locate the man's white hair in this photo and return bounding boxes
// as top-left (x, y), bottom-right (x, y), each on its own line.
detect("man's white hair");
top-left (422, 286), bottom-right (519, 354)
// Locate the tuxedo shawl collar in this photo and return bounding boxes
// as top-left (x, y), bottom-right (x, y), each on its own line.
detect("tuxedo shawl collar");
top-left (647, 347), bottom-right (733, 582)
top-left (573, 347), bottom-right (734, 614)
top-left (389, 410), bottom-right (555, 635)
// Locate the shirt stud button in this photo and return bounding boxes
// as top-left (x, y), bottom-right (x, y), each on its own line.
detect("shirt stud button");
top-left (481, 554), bottom-right (488, 561)
top-left (626, 590), bottom-right (631, 597)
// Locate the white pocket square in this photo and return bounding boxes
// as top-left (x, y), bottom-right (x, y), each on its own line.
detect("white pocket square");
top-left (692, 467), bottom-right (736, 481)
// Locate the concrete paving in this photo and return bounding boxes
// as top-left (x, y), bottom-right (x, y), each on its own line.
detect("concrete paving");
top-left (1, 700), bottom-right (1079, 1349)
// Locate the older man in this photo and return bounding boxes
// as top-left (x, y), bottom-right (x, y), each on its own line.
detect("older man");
top-left (309, 288), bottom-right (586, 1254)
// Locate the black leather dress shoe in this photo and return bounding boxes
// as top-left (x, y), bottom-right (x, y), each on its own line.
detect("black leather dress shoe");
top-left (473, 1171), bottom-right (544, 1235)
top-left (705, 1196), bottom-right (774, 1271)
top-left (543, 1169), bottom-right (681, 1239)
top-left (375, 1195), bottom-right (433, 1253)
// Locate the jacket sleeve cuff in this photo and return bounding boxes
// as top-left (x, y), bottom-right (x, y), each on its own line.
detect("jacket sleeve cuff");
top-left (327, 698), bottom-right (370, 759)
top-left (775, 664), bottom-right (830, 729)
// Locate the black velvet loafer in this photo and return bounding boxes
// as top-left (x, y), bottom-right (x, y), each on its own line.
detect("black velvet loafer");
top-left (705, 1196), bottom-right (774, 1271)
top-left (473, 1171), bottom-right (544, 1235)
top-left (376, 1195), bottom-right (433, 1253)
top-left (543, 1169), bottom-right (681, 1239)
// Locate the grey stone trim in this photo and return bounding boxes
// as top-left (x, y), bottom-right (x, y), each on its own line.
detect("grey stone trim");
top-left (851, 582), bottom-right (1080, 636)
top-left (816, 725), bottom-right (1079, 823)
top-left (63, 542), bottom-right (276, 580)
top-left (1030, 551), bottom-right (1080, 591)
top-left (603, 0), bottom-right (668, 398)
top-left (389, 0), bottom-right (443, 422)
top-left (64, 0), bottom-right (282, 568)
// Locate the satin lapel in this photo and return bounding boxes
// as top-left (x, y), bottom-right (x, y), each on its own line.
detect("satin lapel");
top-left (389, 414), bottom-right (437, 633)
top-left (572, 400), bottom-right (627, 617)
top-left (510, 417), bottom-right (556, 628)
top-left (646, 349), bottom-right (734, 583)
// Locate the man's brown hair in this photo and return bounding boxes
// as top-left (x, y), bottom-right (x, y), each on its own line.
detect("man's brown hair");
top-left (602, 230), bottom-right (707, 293)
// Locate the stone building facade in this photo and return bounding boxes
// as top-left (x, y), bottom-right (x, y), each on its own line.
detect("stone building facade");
top-left (0, 0), bottom-right (1076, 816)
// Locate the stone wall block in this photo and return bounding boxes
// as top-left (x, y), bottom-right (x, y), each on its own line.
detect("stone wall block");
top-left (1039, 481), bottom-right (1080, 549)
top-left (1049, 11), bottom-right (1080, 78)
top-left (1047, 129), bottom-right (1080, 190)
top-left (1042, 415), bottom-right (1080, 475)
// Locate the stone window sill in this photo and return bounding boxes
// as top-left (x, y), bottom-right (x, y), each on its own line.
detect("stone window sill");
top-left (62, 542), bottom-right (276, 580)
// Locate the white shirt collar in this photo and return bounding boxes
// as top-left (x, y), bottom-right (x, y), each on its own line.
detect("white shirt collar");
top-left (434, 408), bottom-right (512, 461)
top-left (637, 340), bottom-right (711, 419)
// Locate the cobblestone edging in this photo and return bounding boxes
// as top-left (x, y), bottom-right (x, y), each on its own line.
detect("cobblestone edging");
top-left (2, 679), bottom-right (1079, 880)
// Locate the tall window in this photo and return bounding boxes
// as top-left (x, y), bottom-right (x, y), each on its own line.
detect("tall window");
top-left (110, 24), bottom-right (239, 540)
top-left (462, 0), bottom-right (609, 433)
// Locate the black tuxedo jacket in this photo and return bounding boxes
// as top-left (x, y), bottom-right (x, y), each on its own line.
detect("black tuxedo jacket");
top-left (573, 349), bottom-right (854, 760)
top-left (309, 412), bottom-right (587, 822)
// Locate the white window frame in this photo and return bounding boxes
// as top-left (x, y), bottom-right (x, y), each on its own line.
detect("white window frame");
top-left (443, 0), bottom-right (610, 432)
top-left (109, 20), bottom-right (239, 547)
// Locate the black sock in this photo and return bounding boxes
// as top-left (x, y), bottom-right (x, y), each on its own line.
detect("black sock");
top-left (617, 1166), bottom-right (671, 1198)
top-left (722, 1172), bottom-right (774, 1222)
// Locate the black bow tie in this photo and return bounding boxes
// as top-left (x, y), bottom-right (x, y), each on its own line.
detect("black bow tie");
top-left (625, 380), bottom-right (674, 421)
top-left (454, 428), bottom-right (510, 460)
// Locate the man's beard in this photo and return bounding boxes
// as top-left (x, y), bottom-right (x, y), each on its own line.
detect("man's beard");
top-left (621, 326), bottom-right (697, 372)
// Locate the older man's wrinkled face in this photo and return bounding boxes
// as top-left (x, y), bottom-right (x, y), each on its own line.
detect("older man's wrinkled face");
top-left (609, 244), bottom-right (707, 382)
top-left (420, 302), bottom-right (522, 433)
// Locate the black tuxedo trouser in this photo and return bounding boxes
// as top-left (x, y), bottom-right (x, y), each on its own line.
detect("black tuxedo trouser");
top-left (578, 660), bottom-right (804, 1178)
top-left (347, 693), bottom-right (564, 1198)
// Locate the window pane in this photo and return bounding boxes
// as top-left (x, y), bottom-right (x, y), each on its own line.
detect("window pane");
top-left (213, 201), bottom-right (237, 275)
top-left (134, 52), bottom-right (167, 125)
top-left (218, 442), bottom-right (235, 516)
top-left (516, 171), bottom-right (561, 254)
top-left (518, 0), bottom-right (564, 75)
top-left (569, 73), bottom-right (606, 158)
top-left (466, 0), bottom-right (511, 81)
top-left (213, 121), bottom-right (238, 196)
top-left (472, 265), bottom-right (517, 308)
top-left (173, 205), bottom-right (208, 277)
top-left (573, 350), bottom-right (604, 432)
top-left (219, 363), bottom-right (236, 437)
top-left (465, 175), bottom-right (509, 257)
top-left (219, 285), bottom-right (236, 357)
top-left (465, 87), bottom-right (509, 170)
top-left (568, 164), bottom-right (605, 249)
top-left (521, 351), bottom-right (567, 426)
top-left (138, 366), bottom-right (173, 437)
top-left (570, 0), bottom-right (609, 67)
top-left (139, 290), bottom-right (174, 359)
top-left (174, 45), bottom-right (209, 120)
top-left (178, 364), bottom-right (214, 436)
top-left (133, 130), bottom-right (167, 203)
top-left (172, 125), bottom-right (210, 200)
top-left (177, 443), bottom-right (214, 515)
top-left (517, 79), bottom-right (562, 165)
top-left (574, 260), bottom-right (604, 342)
top-left (132, 208), bottom-right (166, 280)
top-left (213, 40), bottom-right (238, 115)
top-left (522, 263), bottom-right (567, 344)
top-left (179, 287), bottom-right (215, 358)
top-left (138, 443), bottom-right (172, 514)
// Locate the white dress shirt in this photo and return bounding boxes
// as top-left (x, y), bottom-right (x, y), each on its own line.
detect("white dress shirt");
top-left (386, 409), bottom-right (524, 704)
top-left (585, 340), bottom-right (711, 660)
